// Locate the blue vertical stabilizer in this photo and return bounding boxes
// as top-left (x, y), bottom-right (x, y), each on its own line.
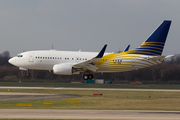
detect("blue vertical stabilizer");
top-left (125, 20), bottom-right (171, 56)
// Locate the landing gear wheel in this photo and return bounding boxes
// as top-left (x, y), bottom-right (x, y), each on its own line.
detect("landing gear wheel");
top-left (83, 74), bottom-right (94, 80)
top-left (83, 75), bottom-right (89, 80)
top-left (88, 74), bottom-right (94, 79)
top-left (26, 71), bottom-right (30, 77)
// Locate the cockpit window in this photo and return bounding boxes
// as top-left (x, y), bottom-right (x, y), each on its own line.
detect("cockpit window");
top-left (17, 54), bottom-right (23, 57)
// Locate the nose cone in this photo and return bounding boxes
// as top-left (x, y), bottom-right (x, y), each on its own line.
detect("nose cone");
top-left (8, 57), bottom-right (16, 65)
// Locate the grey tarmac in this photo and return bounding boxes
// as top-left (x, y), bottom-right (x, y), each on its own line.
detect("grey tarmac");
top-left (0, 92), bottom-right (81, 102)
top-left (1, 86), bottom-right (180, 92)
top-left (0, 109), bottom-right (180, 120)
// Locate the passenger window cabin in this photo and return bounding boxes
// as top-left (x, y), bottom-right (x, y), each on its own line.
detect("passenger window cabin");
top-left (35, 56), bottom-right (89, 62)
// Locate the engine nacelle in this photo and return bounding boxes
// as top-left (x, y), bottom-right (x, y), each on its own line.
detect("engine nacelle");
top-left (53, 63), bottom-right (73, 75)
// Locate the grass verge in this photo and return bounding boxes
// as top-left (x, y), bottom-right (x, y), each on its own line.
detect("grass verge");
top-left (0, 89), bottom-right (180, 111)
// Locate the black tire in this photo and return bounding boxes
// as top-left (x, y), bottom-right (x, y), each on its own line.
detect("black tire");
top-left (88, 74), bottom-right (94, 79)
top-left (26, 73), bottom-right (30, 77)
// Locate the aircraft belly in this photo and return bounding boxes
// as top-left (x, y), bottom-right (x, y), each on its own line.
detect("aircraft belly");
top-left (26, 61), bottom-right (54, 70)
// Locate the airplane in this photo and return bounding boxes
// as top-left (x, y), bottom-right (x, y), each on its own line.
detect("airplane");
top-left (9, 20), bottom-right (171, 80)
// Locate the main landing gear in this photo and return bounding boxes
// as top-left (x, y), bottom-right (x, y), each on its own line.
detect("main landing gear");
top-left (83, 74), bottom-right (94, 80)
top-left (26, 70), bottom-right (30, 77)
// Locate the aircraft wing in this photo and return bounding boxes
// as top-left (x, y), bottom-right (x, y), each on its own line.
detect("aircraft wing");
top-left (72, 44), bottom-right (107, 72)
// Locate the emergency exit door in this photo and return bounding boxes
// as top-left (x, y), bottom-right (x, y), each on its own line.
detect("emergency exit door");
top-left (29, 52), bottom-right (34, 62)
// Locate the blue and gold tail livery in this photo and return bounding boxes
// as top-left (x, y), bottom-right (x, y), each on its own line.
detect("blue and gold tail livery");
top-left (126, 20), bottom-right (171, 56)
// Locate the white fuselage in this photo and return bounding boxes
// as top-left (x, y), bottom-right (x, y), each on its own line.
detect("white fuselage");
top-left (9, 49), bottom-right (164, 74)
top-left (9, 50), bottom-right (110, 71)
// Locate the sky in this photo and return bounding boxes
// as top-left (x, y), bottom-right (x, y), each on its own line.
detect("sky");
top-left (0, 0), bottom-right (180, 57)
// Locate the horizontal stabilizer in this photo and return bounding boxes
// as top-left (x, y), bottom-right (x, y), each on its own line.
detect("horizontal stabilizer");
top-left (145, 56), bottom-right (166, 61)
top-left (165, 55), bottom-right (174, 59)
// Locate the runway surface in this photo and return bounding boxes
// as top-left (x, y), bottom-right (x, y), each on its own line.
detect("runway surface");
top-left (0, 87), bottom-right (180, 119)
top-left (0, 109), bottom-right (180, 119)
top-left (0, 92), bottom-right (81, 102)
top-left (1, 86), bottom-right (180, 92)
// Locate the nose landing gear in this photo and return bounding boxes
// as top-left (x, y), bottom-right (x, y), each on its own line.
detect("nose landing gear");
top-left (26, 71), bottom-right (30, 77)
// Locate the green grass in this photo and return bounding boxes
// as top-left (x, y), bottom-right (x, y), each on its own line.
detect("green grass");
top-left (0, 82), bottom-right (180, 111)
top-left (0, 89), bottom-right (180, 111)
top-left (0, 82), bottom-right (180, 89)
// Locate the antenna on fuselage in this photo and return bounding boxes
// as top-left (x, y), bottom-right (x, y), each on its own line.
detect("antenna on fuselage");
top-left (52, 44), bottom-right (54, 50)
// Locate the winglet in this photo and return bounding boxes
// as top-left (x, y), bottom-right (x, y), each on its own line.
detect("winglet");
top-left (123, 45), bottom-right (130, 52)
top-left (95, 44), bottom-right (107, 58)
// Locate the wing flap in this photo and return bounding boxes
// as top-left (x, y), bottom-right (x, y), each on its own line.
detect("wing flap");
top-left (86, 64), bottom-right (98, 72)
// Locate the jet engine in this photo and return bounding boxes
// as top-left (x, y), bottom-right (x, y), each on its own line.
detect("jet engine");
top-left (53, 63), bottom-right (76, 75)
